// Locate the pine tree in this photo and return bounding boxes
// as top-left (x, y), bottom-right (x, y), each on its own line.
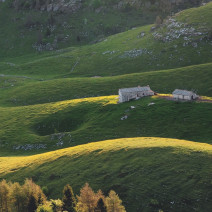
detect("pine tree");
top-left (37, 193), bottom-right (44, 206)
top-left (76, 183), bottom-right (98, 212)
top-left (0, 180), bottom-right (10, 212)
top-left (95, 198), bottom-right (107, 212)
top-left (11, 182), bottom-right (28, 212)
top-left (62, 184), bottom-right (77, 212)
top-left (27, 194), bottom-right (37, 212)
top-left (106, 190), bottom-right (126, 212)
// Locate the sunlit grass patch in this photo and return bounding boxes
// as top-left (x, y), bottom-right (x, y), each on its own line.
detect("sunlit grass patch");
top-left (0, 137), bottom-right (212, 211)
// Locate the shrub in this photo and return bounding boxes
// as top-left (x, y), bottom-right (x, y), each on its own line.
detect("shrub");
top-left (155, 16), bottom-right (163, 26)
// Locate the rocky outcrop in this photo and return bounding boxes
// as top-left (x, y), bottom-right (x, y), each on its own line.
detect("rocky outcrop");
top-left (10, 0), bottom-right (212, 13)
top-left (12, 0), bottom-right (83, 13)
top-left (152, 16), bottom-right (211, 46)
top-left (113, 0), bottom-right (211, 12)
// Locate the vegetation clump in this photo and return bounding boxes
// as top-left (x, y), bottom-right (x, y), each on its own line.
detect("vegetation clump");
top-left (0, 179), bottom-right (125, 212)
top-left (0, 179), bottom-right (46, 212)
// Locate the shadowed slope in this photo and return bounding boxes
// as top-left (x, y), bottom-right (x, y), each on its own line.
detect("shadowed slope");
top-left (0, 62), bottom-right (211, 106)
top-left (0, 96), bottom-right (212, 155)
top-left (0, 137), bottom-right (212, 212)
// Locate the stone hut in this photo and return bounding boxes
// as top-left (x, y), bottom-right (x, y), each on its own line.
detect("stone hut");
top-left (119, 85), bottom-right (154, 103)
top-left (172, 89), bottom-right (198, 100)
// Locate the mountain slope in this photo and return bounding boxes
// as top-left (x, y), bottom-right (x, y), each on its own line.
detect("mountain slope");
top-left (0, 96), bottom-right (212, 156)
top-left (0, 3), bottom-right (211, 212)
top-left (1, 0), bottom-right (209, 58)
top-left (0, 62), bottom-right (211, 106)
top-left (0, 2), bottom-right (211, 78)
top-left (1, 137), bottom-right (212, 212)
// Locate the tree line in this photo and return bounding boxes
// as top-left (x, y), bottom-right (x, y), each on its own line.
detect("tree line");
top-left (0, 179), bottom-right (126, 212)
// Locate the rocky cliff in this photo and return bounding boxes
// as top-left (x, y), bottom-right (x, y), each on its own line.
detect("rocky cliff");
top-left (5, 0), bottom-right (212, 13)
top-left (12, 0), bottom-right (83, 12)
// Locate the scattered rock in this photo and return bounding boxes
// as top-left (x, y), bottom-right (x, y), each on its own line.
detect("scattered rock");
top-left (102, 50), bottom-right (118, 55)
top-left (32, 42), bottom-right (57, 52)
top-left (91, 76), bottom-right (102, 78)
top-left (50, 132), bottom-right (72, 145)
top-left (56, 140), bottom-right (64, 146)
top-left (137, 32), bottom-right (145, 38)
top-left (120, 48), bottom-right (151, 58)
top-left (151, 26), bottom-right (156, 31)
top-left (192, 42), bottom-right (198, 48)
top-left (148, 102), bottom-right (155, 106)
top-left (6, 62), bottom-right (16, 67)
top-left (152, 17), bottom-right (208, 44)
top-left (13, 144), bottom-right (47, 150)
top-left (121, 115), bottom-right (128, 120)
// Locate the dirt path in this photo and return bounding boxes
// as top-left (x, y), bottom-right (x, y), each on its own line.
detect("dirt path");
top-left (197, 98), bottom-right (212, 103)
top-left (157, 95), bottom-right (212, 103)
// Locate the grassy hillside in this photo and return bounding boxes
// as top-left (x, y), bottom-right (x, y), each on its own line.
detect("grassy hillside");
top-left (0, 0), bottom-right (161, 58)
top-left (0, 3), bottom-right (211, 211)
top-left (1, 0), bottom-right (206, 58)
top-left (0, 137), bottom-right (212, 212)
top-left (2, 21), bottom-right (212, 79)
top-left (0, 3), bottom-right (211, 78)
top-left (0, 96), bottom-right (211, 156)
top-left (176, 2), bottom-right (212, 28)
top-left (0, 62), bottom-right (211, 106)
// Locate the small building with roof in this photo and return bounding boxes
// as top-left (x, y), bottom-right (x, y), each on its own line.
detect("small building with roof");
top-left (172, 89), bottom-right (198, 100)
top-left (119, 85), bottom-right (154, 103)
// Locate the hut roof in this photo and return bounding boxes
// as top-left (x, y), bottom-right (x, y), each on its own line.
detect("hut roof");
top-left (119, 86), bottom-right (152, 93)
top-left (172, 89), bottom-right (195, 96)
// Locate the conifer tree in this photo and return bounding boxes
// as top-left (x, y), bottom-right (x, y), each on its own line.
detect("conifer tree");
top-left (62, 184), bottom-right (77, 212)
top-left (11, 182), bottom-right (28, 212)
top-left (27, 194), bottom-right (37, 212)
top-left (0, 180), bottom-right (10, 212)
top-left (95, 198), bottom-right (107, 212)
top-left (106, 190), bottom-right (126, 212)
top-left (77, 183), bottom-right (97, 212)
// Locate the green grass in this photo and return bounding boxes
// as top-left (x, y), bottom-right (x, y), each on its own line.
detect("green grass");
top-left (2, 22), bottom-right (212, 79)
top-left (0, 137), bottom-right (212, 212)
top-left (0, 0), bottom-right (158, 58)
top-left (0, 3), bottom-right (211, 84)
top-left (0, 96), bottom-right (211, 156)
top-left (176, 2), bottom-right (212, 28)
top-left (0, 3), bottom-right (212, 211)
top-left (0, 62), bottom-right (211, 106)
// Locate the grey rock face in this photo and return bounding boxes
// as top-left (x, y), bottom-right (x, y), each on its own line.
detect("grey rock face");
top-left (112, 0), bottom-right (210, 12)
top-left (11, 0), bottom-right (211, 13)
top-left (12, 0), bottom-right (83, 13)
